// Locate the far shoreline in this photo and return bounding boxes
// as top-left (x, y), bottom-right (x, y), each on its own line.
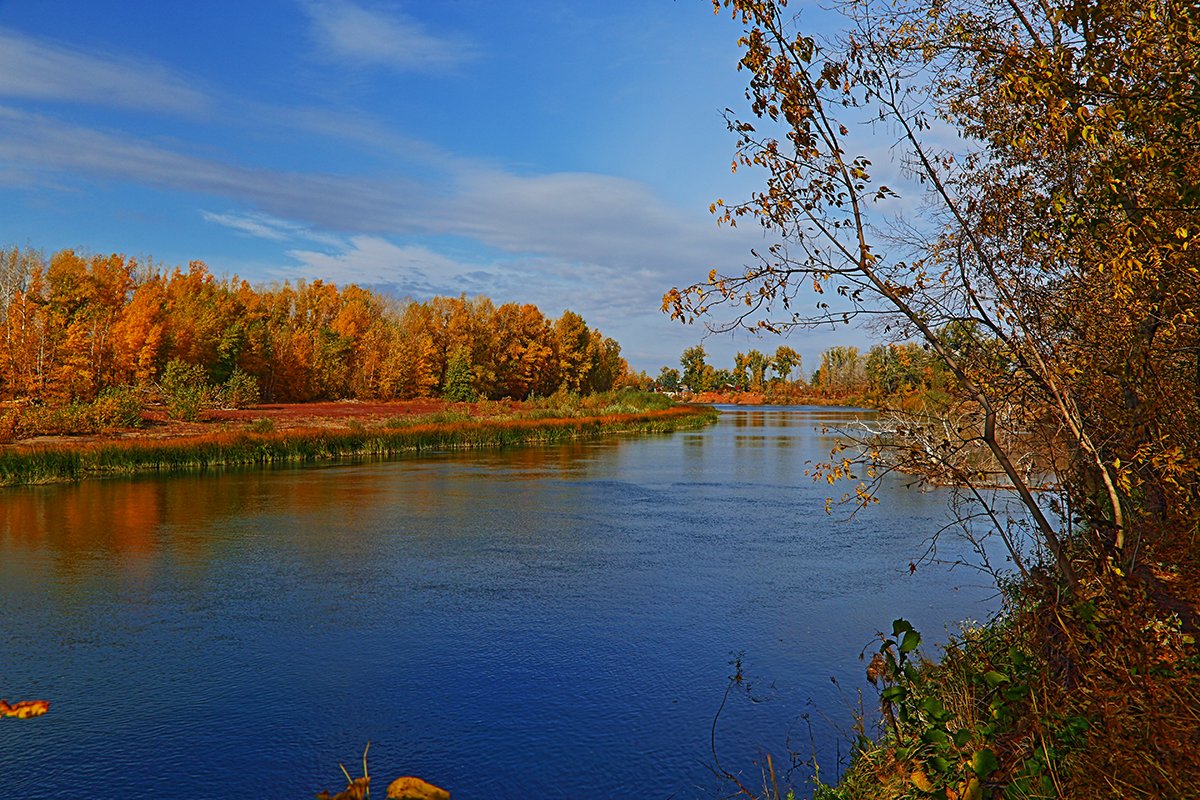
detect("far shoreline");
top-left (0, 398), bottom-right (719, 487)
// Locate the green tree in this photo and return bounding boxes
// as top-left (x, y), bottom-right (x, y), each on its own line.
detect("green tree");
top-left (656, 366), bottom-right (681, 392)
top-left (159, 358), bottom-right (212, 421)
top-left (441, 347), bottom-right (477, 403)
top-left (711, 368), bottom-right (735, 390)
top-left (743, 349), bottom-right (771, 392)
top-left (585, 330), bottom-right (626, 393)
top-left (732, 352), bottom-right (750, 391)
top-left (865, 342), bottom-right (930, 395)
top-left (679, 345), bottom-right (712, 393)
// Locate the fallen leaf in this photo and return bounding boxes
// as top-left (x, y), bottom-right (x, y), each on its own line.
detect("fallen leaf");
top-left (388, 775), bottom-right (451, 800)
top-left (0, 699), bottom-right (51, 719)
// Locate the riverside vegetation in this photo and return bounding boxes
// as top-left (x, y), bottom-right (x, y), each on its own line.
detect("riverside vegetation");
top-left (0, 246), bottom-right (633, 407)
top-left (652, 340), bottom-right (957, 410)
top-left (0, 390), bottom-right (715, 487)
top-left (0, 246), bottom-right (719, 485)
top-left (670, 1), bottom-right (1200, 797)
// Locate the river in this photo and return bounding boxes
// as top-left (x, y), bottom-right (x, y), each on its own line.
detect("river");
top-left (0, 407), bottom-right (999, 799)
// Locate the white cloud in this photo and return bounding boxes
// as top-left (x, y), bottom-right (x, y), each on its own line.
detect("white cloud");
top-left (300, 0), bottom-right (476, 72)
top-left (0, 104), bottom-right (757, 279)
top-left (277, 235), bottom-right (699, 363)
top-left (0, 27), bottom-right (209, 115)
top-left (201, 210), bottom-right (344, 247)
top-left (201, 211), bottom-right (299, 241)
top-left (287, 236), bottom-right (470, 286)
top-left (445, 168), bottom-right (735, 270)
top-left (0, 107), bottom-right (423, 231)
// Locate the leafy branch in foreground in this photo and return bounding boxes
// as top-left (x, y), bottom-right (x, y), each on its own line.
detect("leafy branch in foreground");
top-left (674, 0), bottom-right (1200, 795)
top-left (671, 0), bottom-right (1200, 586)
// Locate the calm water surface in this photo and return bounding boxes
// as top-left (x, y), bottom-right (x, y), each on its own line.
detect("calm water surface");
top-left (1, 407), bottom-right (998, 799)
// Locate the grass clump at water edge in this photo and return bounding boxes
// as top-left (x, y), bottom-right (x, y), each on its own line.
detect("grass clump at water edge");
top-left (0, 394), bottom-right (717, 486)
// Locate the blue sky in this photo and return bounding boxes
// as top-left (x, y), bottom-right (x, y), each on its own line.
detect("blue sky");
top-left (0, 0), bottom-right (873, 374)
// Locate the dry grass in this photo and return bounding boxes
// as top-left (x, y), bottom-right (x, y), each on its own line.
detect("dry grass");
top-left (825, 554), bottom-right (1200, 800)
top-left (0, 399), bottom-right (717, 486)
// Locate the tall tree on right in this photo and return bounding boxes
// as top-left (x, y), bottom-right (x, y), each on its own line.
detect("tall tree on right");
top-left (666, 0), bottom-right (1199, 793)
top-left (667, 0), bottom-right (1199, 585)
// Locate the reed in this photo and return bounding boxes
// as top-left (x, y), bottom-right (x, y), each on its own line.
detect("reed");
top-left (0, 403), bottom-right (717, 486)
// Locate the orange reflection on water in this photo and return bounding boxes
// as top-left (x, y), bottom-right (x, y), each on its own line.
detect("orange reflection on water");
top-left (0, 479), bottom-right (162, 556)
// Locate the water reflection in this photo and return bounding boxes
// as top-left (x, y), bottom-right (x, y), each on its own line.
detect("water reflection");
top-left (1, 406), bottom-right (997, 800)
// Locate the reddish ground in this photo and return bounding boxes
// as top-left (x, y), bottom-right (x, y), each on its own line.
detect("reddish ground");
top-left (185, 399), bottom-right (450, 425)
top-left (688, 391), bottom-right (767, 405)
top-left (14, 399), bottom-right (488, 448)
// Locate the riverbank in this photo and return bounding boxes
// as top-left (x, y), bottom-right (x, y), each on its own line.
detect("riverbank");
top-left (0, 393), bottom-right (718, 486)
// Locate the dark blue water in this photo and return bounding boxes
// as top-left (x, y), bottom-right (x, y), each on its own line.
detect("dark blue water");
top-left (0, 407), bottom-right (998, 798)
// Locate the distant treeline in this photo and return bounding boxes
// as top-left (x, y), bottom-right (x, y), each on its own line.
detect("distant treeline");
top-left (657, 339), bottom-right (959, 400)
top-left (0, 246), bottom-right (629, 405)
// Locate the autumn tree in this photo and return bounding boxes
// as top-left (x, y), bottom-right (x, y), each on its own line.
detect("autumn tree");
top-left (111, 272), bottom-right (168, 387)
top-left (0, 246), bottom-right (627, 407)
top-left (771, 345), bottom-right (800, 383)
top-left (667, 0), bottom-right (1200, 793)
top-left (551, 310), bottom-right (593, 395)
top-left (489, 303), bottom-right (553, 399)
top-left (1, 251), bottom-right (49, 398)
top-left (669, 0), bottom-right (1200, 576)
top-left (812, 346), bottom-right (863, 395)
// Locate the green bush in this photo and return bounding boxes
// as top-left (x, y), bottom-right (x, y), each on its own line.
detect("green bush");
top-left (219, 368), bottom-right (260, 409)
top-left (92, 386), bottom-right (144, 428)
top-left (160, 359), bottom-right (213, 421)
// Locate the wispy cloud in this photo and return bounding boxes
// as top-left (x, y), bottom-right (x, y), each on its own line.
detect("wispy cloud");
top-left (0, 107), bottom-right (424, 230)
top-left (200, 210), bottom-right (344, 247)
top-left (445, 169), bottom-right (728, 269)
top-left (0, 104), bottom-right (758, 275)
top-left (201, 211), bottom-right (300, 241)
top-left (287, 236), bottom-right (472, 287)
top-left (0, 27), bottom-right (209, 115)
top-left (300, 0), bottom-right (477, 72)
top-left (279, 235), bottom-right (684, 335)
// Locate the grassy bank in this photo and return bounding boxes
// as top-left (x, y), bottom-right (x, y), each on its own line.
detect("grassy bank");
top-left (0, 395), bottom-right (718, 487)
top-left (810, 569), bottom-right (1199, 800)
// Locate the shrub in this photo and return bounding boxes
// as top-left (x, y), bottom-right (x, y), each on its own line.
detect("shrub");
top-left (160, 359), bottom-right (213, 421)
top-left (91, 386), bottom-right (144, 428)
top-left (0, 411), bottom-right (19, 443)
top-left (219, 369), bottom-right (260, 409)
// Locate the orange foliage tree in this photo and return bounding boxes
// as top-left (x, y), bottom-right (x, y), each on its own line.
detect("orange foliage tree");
top-left (0, 247), bottom-right (629, 406)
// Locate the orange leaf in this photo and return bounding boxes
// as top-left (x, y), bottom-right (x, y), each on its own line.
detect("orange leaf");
top-left (0, 699), bottom-right (51, 719)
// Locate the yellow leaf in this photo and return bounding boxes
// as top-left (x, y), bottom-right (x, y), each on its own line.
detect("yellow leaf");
top-left (388, 776), bottom-right (451, 800)
top-left (911, 769), bottom-right (934, 792)
top-left (0, 699), bottom-right (50, 719)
